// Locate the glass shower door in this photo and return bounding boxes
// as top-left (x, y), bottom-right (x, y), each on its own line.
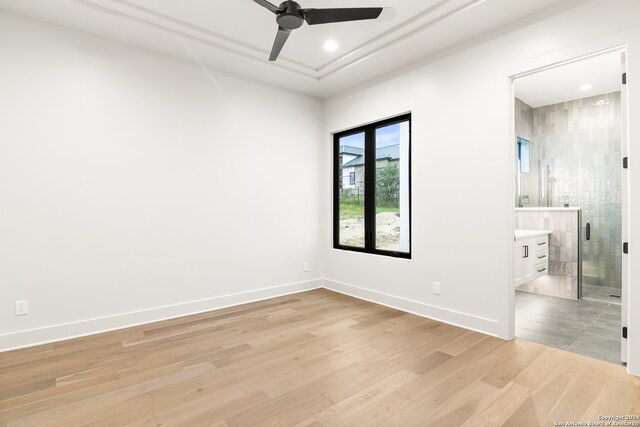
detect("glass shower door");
top-left (578, 93), bottom-right (623, 303)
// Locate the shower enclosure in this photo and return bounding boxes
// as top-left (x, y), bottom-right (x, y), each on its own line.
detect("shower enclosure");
top-left (515, 92), bottom-right (622, 302)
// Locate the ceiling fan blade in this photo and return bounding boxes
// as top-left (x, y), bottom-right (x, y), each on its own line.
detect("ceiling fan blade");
top-left (302, 8), bottom-right (383, 25)
top-left (253, 0), bottom-right (280, 14)
top-left (269, 26), bottom-right (291, 61)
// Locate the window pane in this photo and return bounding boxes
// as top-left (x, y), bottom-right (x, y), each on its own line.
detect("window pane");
top-left (338, 133), bottom-right (365, 247)
top-left (375, 121), bottom-right (410, 252)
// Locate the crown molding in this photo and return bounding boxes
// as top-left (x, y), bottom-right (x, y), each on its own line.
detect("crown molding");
top-left (73, 0), bottom-right (319, 80)
top-left (317, 0), bottom-right (487, 79)
top-left (71, 0), bottom-right (491, 82)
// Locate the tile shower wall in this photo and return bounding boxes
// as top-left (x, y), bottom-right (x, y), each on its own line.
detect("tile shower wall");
top-left (515, 209), bottom-right (580, 299)
top-left (515, 98), bottom-right (540, 207)
top-left (533, 93), bottom-right (622, 290)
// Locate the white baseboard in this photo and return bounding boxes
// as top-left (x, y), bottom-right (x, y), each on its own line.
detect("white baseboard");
top-left (0, 279), bottom-right (322, 352)
top-left (323, 279), bottom-right (500, 337)
top-left (1, 278), bottom-right (500, 352)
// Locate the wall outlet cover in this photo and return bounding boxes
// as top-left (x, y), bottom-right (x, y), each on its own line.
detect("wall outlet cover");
top-left (433, 282), bottom-right (441, 295)
top-left (15, 300), bottom-right (28, 316)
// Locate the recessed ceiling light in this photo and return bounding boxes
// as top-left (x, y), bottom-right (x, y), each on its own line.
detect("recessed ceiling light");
top-left (323, 40), bottom-right (338, 52)
top-left (579, 84), bottom-right (593, 91)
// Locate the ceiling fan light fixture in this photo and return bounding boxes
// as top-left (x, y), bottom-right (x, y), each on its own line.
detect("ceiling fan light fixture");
top-left (323, 40), bottom-right (338, 52)
top-left (252, 0), bottom-right (384, 61)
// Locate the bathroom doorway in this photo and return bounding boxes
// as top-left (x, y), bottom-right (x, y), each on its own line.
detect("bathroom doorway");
top-left (510, 48), bottom-right (628, 364)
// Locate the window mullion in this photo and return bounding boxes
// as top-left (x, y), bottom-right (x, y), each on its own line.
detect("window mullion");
top-left (333, 134), bottom-right (341, 249)
top-left (364, 127), bottom-right (376, 251)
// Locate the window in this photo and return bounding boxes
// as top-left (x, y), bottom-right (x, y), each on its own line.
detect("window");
top-left (333, 114), bottom-right (411, 258)
top-left (517, 137), bottom-right (530, 173)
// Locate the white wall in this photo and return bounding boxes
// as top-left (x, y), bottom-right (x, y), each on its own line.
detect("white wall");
top-left (0, 13), bottom-right (323, 350)
top-left (4, 0), bottom-right (640, 377)
top-left (322, 0), bottom-right (640, 375)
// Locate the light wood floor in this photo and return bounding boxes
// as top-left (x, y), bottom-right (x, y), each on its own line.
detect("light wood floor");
top-left (1, 289), bottom-right (638, 426)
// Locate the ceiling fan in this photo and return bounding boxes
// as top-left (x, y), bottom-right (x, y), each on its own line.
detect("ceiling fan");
top-left (252, 0), bottom-right (384, 61)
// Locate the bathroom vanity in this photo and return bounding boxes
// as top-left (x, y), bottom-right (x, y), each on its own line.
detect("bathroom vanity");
top-left (515, 230), bottom-right (550, 286)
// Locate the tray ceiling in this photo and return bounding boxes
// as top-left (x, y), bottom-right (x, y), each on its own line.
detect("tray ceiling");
top-left (0, 0), bottom-right (575, 97)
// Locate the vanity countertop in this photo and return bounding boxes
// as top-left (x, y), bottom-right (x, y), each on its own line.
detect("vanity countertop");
top-left (515, 229), bottom-right (551, 240)
top-left (515, 207), bottom-right (581, 211)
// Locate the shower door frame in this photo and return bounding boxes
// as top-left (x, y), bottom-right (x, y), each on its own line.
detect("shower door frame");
top-left (507, 46), bottom-right (630, 364)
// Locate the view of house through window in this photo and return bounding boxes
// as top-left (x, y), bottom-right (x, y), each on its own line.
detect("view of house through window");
top-left (334, 114), bottom-right (411, 257)
top-left (375, 121), bottom-right (410, 252)
top-left (337, 132), bottom-right (366, 248)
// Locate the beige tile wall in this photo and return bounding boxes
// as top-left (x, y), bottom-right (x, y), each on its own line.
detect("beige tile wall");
top-left (533, 93), bottom-right (622, 290)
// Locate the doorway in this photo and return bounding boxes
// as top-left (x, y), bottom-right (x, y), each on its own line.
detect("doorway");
top-left (510, 48), bottom-right (628, 364)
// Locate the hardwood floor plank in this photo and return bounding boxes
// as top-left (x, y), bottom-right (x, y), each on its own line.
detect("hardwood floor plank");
top-left (142, 298), bottom-right (302, 336)
top-left (388, 379), bottom-right (500, 427)
top-left (385, 340), bottom-right (513, 426)
top-left (543, 360), bottom-right (610, 424)
top-left (254, 394), bottom-right (334, 427)
top-left (439, 330), bottom-right (487, 356)
top-left (1, 289), bottom-right (637, 427)
top-left (5, 363), bottom-right (215, 427)
top-left (322, 359), bottom-right (404, 404)
top-left (156, 391), bottom-right (269, 427)
top-left (404, 350), bottom-right (453, 376)
top-left (395, 335), bottom-right (504, 400)
top-left (480, 339), bottom-right (545, 389)
top-left (338, 391), bottom-right (413, 426)
top-left (0, 380), bottom-right (56, 402)
top-left (460, 381), bottom-right (532, 426)
top-left (307, 369), bottom-right (417, 426)
top-left (581, 377), bottom-right (636, 422)
top-left (512, 345), bottom-right (569, 389)
top-left (504, 372), bottom-right (573, 426)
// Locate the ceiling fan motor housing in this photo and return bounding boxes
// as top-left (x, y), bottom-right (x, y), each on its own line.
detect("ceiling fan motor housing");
top-left (254, 0), bottom-right (384, 61)
top-left (277, 1), bottom-right (304, 29)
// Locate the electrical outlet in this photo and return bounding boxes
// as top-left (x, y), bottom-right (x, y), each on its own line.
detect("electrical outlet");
top-left (303, 262), bottom-right (309, 273)
top-left (15, 300), bottom-right (28, 316)
top-left (433, 282), bottom-right (441, 296)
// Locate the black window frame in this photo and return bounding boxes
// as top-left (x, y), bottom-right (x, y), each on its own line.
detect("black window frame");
top-left (333, 113), bottom-right (412, 259)
top-left (349, 171), bottom-right (356, 185)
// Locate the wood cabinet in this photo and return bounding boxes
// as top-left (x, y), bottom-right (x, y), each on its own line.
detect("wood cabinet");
top-left (515, 234), bottom-right (549, 287)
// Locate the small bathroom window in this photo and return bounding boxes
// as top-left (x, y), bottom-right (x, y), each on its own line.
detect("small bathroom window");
top-left (518, 137), bottom-right (530, 173)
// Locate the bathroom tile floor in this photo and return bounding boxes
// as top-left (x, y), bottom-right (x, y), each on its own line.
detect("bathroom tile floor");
top-left (516, 290), bottom-right (622, 364)
top-left (582, 284), bottom-right (622, 304)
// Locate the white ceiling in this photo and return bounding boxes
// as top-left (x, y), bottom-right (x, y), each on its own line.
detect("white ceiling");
top-left (514, 51), bottom-right (624, 108)
top-left (0, 0), bottom-right (575, 97)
